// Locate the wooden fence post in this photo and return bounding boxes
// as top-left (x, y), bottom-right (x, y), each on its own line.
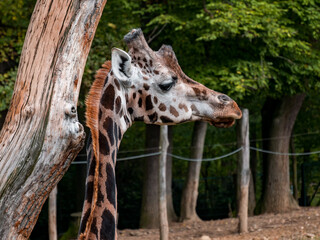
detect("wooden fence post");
top-left (48, 186), bottom-right (58, 240)
top-left (237, 108), bottom-right (250, 233)
top-left (159, 125), bottom-right (169, 240)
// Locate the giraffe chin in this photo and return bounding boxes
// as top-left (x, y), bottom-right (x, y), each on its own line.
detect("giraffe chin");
top-left (209, 118), bottom-right (236, 128)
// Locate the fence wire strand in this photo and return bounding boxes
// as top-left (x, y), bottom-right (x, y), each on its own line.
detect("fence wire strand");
top-left (250, 147), bottom-right (320, 156)
top-left (167, 147), bottom-right (243, 162)
top-left (72, 146), bottom-right (320, 165)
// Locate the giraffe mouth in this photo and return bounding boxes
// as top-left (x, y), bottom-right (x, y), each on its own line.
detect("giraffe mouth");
top-left (209, 117), bottom-right (235, 128)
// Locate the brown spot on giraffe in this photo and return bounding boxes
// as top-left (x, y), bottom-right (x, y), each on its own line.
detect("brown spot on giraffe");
top-left (170, 106), bottom-right (179, 117)
top-left (100, 209), bottom-right (115, 239)
top-left (191, 104), bottom-right (200, 115)
top-left (143, 83), bottom-right (150, 91)
top-left (153, 96), bottom-right (158, 105)
top-left (148, 112), bottom-right (158, 123)
top-left (101, 85), bottom-right (115, 111)
top-left (103, 117), bottom-right (114, 146)
top-left (99, 131), bottom-right (110, 156)
top-left (114, 79), bottom-right (120, 90)
top-left (159, 103), bottom-right (166, 112)
top-left (179, 103), bottom-right (188, 112)
top-left (192, 87), bottom-right (201, 96)
top-left (127, 107), bottom-right (133, 114)
top-left (105, 163), bottom-right (116, 207)
top-left (145, 95), bottom-right (153, 111)
top-left (115, 96), bottom-right (121, 114)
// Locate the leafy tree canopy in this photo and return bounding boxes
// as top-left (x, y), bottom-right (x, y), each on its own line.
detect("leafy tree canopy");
top-left (0, 0), bottom-right (36, 111)
top-left (142, 0), bottom-right (320, 100)
top-left (2, 0), bottom-right (320, 109)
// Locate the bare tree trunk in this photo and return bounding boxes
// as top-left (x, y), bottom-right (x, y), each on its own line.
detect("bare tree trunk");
top-left (237, 109), bottom-right (250, 233)
top-left (290, 137), bottom-right (299, 201)
top-left (49, 187), bottom-right (58, 240)
top-left (159, 126), bottom-right (169, 240)
top-left (140, 125), bottom-right (160, 228)
top-left (248, 122), bottom-right (257, 216)
top-left (0, 0), bottom-right (107, 238)
top-left (180, 121), bottom-right (207, 222)
top-left (261, 94), bottom-right (305, 213)
top-left (140, 125), bottom-right (176, 228)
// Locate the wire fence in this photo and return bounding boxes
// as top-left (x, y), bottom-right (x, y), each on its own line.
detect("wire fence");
top-left (72, 145), bottom-right (320, 165)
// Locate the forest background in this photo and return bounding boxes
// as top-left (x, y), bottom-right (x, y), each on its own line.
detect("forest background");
top-left (0, 0), bottom-right (320, 239)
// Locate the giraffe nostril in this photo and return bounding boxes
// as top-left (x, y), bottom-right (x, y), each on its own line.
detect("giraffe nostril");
top-left (218, 94), bottom-right (231, 102)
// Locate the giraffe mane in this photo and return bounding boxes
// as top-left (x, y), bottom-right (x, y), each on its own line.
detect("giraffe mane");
top-left (85, 60), bottom-right (111, 161)
top-left (83, 61), bottom-right (111, 239)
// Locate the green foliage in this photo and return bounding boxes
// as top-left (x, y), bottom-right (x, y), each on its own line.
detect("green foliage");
top-left (80, 0), bottom-right (142, 104)
top-left (0, 0), bottom-right (30, 62)
top-left (0, 0), bottom-right (36, 110)
top-left (3, 0), bottom-right (320, 110)
top-left (0, 68), bottom-right (16, 111)
top-left (59, 222), bottom-right (78, 240)
top-left (144, 0), bottom-right (320, 99)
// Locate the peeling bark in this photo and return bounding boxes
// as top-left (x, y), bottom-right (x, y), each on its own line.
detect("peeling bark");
top-left (0, 0), bottom-right (107, 238)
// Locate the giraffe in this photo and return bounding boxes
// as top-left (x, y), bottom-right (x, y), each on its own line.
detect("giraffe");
top-left (79, 28), bottom-right (242, 240)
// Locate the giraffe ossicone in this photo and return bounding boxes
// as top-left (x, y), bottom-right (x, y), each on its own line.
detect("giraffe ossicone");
top-left (79, 28), bottom-right (242, 240)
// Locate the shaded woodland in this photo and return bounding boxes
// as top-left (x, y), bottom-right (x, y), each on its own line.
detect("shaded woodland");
top-left (0, 0), bottom-right (320, 239)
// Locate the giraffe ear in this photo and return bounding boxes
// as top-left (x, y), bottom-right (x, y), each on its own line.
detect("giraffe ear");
top-left (111, 48), bottom-right (132, 84)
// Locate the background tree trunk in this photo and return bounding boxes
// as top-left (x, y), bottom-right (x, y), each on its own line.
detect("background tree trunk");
top-left (180, 121), bottom-right (207, 222)
top-left (140, 125), bottom-right (176, 228)
top-left (248, 122), bottom-right (257, 216)
top-left (290, 137), bottom-right (299, 201)
top-left (0, 0), bottom-right (107, 238)
top-left (261, 94), bottom-right (305, 213)
top-left (166, 127), bottom-right (178, 222)
top-left (248, 171), bottom-right (256, 216)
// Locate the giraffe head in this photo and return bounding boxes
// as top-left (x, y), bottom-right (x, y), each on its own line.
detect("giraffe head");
top-left (111, 28), bottom-right (242, 128)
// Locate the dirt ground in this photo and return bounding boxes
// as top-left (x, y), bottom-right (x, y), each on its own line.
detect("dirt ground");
top-left (118, 207), bottom-right (320, 240)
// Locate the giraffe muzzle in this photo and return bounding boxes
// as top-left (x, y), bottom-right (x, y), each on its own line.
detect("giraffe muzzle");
top-left (209, 97), bottom-right (242, 128)
top-left (210, 117), bottom-right (236, 128)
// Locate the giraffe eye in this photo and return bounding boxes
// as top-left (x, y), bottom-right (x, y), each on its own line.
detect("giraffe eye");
top-left (159, 81), bottom-right (174, 92)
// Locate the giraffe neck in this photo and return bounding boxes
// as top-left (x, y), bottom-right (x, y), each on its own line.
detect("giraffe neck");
top-left (80, 71), bottom-right (131, 240)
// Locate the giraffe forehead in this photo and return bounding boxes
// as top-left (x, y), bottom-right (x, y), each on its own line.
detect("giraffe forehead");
top-left (129, 47), bottom-right (206, 95)
top-left (131, 49), bottom-right (179, 75)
